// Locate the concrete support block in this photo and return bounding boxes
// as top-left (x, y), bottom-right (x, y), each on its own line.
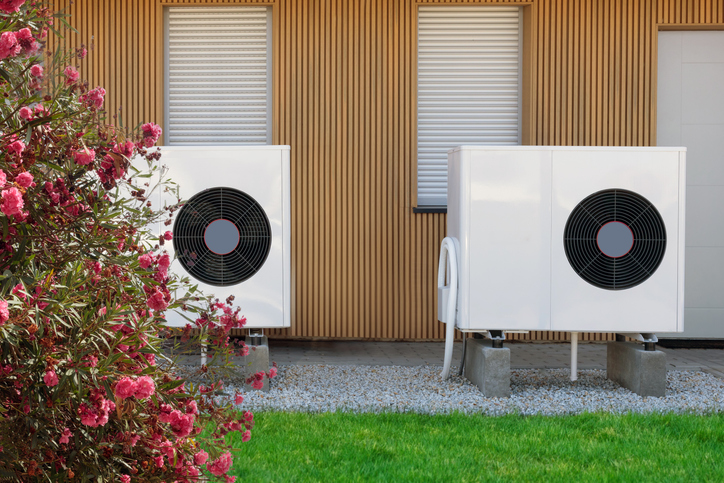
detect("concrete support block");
top-left (463, 338), bottom-right (511, 397)
top-left (241, 336), bottom-right (270, 392)
top-left (607, 341), bottom-right (666, 397)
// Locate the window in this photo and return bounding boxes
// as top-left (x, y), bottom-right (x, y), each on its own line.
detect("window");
top-left (165, 6), bottom-right (272, 145)
top-left (417, 6), bottom-right (522, 207)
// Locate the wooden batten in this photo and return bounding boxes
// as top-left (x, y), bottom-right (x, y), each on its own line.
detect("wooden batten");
top-left (49, 0), bottom-right (722, 341)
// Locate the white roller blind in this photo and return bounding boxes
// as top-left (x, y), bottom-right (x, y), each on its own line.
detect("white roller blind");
top-left (417, 6), bottom-right (521, 207)
top-left (165, 7), bottom-right (272, 145)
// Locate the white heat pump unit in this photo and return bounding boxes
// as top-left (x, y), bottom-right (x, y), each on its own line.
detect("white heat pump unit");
top-left (158, 146), bottom-right (291, 329)
top-left (438, 146), bottom-right (686, 373)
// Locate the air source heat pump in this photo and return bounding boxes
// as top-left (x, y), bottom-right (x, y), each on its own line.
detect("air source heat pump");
top-left (158, 146), bottom-right (291, 329)
top-left (438, 146), bottom-right (686, 373)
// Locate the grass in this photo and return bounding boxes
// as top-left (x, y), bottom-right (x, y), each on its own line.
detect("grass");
top-left (225, 412), bottom-right (724, 482)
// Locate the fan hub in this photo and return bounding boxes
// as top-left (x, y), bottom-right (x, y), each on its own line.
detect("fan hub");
top-left (204, 219), bottom-right (240, 255)
top-left (597, 221), bottom-right (634, 258)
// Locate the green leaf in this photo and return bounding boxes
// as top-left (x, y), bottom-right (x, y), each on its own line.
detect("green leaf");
top-left (0, 67), bottom-right (11, 84)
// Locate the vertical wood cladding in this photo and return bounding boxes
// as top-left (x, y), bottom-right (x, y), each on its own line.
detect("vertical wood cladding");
top-left (50, 0), bottom-right (722, 340)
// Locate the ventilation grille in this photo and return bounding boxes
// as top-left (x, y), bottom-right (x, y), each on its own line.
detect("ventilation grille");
top-left (173, 187), bottom-right (271, 286)
top-left (563, 189), bottom-right (667, 290)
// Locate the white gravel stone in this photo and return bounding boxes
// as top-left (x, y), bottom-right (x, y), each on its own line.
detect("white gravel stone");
top-left (221, 365), bottom-right (724, 415)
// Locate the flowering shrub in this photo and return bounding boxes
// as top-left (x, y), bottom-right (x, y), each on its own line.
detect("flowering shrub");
top-left (0, 2), bottom-right (274, 480)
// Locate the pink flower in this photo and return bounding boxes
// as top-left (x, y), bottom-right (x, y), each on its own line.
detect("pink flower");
top-left (243, 411), bottom-right (254, 422)
top-left (114, 139), bottom-right (135, 158)
top-left (74, 148), bottom-right (95, 165)
top-left (1, 188), bottom-right (24, 217)
top-left (64, 66), bottom-right (80, 84)
top-left (166, 410), bottom-right (194, 438)
top-left (234, 393), bottom-right (244, 405)
top-left (141, 123), bottom-right (162, 147)
top-left (114, 377), bottom-right (137, 400)
top-left (269, 366), bottom-right (278, 379)
top-left (134, 376), bottom-right (155, 399)
top-left (120, 476), bottom-right (130, 483)
top-left (77, 46), bottom-right (87, 59)
top-left (0, 300), bottom-right (8, 324)
top-left (193, 450), bottom-right (208, 466)
top-left (146, 288), bottom-right (168, 312)
top-left (0, 31), bottom-right (19, 60)
top-left (59, 427), bottom-right (72, 445)
top-left (15, 172), bottom-right (33, 188)
top-left (153, 455), bottom-right (164, 468)
top-left (34, 104), bottom-right (47, 116)
top-left (185, 400), bottom-right (198, 414)
top-left (43, 370), bottom-right (59, 387)
top-left (163, 231), bottom-right (173, 241)
top-left (15, 28), bottom-right (38, 55)
top-left (138, 253), bottom-right (153, 269)
top-left (18, 106), bottom-right (32, 121)
top-left (30, 64), bottom-right (43, 77)
top-left (7, 140), bottom-right (25, 155)
top-left (241, 430), bottom-right (251, 442)
top-left (85, 87), bottom-right (106, 109)
top-left (157, 253), bottom-right (171, 271)
top-left (11, 284), bottom-right (24, 300)
top-left (0, 0), bottom-right (25, 14)
top-left (207, 452), bottom-right (232, 476)
top-left (0, 170), bottom-right (6, 188)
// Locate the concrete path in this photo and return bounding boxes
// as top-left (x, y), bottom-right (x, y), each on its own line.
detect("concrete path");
top-left (267, 340), bottom-right (724, 379)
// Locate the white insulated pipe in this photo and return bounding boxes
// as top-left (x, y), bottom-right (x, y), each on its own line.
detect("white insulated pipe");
top-left (570, 332), bottom-right (578, 381)
top-left (201, 342), bottom-right (208, 366)
top-left (438, 237), bottom-right (458, 380)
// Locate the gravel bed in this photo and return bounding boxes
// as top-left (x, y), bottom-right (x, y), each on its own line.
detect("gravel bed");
top-left (219, 365), bottom-right (724, 416)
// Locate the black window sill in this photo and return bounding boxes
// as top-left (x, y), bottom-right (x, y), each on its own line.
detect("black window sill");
top-left (413, 206), bottom-right (447, 214)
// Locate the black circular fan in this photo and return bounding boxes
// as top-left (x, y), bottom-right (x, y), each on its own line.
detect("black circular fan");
top-left (173, 187), bottom-right (271, 286)
top-left (563, 189), bottom-right (666, 290)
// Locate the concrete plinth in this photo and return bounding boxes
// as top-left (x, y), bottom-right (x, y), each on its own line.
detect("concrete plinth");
top-left (607, 341), bottom-right (666, 397)
top-left (242, 336), bottom-right (270, 392)
top-left (463, 339), bottom-right (510, 397)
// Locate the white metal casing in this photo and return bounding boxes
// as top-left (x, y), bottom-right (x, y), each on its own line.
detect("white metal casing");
top-left (158, 146), bottom-right (291, 328)
top-left (447, 146), bottom-right (686, 333)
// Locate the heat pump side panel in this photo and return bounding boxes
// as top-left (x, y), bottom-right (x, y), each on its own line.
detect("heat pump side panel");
top-left (446, 148), bottom-right (469, 330)
top-left (450, 147), bottom-right (552, 331)
top-left (550, 147), bottom-right (684, 333)
top-left (159, 146), bottom-right (290, 328)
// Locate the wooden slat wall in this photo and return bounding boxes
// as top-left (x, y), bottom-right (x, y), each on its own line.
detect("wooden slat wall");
top-left (49, 0), bottom-right (722, 341)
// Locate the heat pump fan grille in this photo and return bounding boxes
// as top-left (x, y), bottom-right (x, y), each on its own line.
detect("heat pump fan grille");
top-left (564, 189), bottom-right (666, 290)
top-left (173, 187), bottom-right (272, 286)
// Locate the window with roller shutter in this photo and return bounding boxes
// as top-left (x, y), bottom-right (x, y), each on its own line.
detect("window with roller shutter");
top-left (417, 6), bottom-right (522, 207)
top-left (164, 6), bottom-right (272, 145)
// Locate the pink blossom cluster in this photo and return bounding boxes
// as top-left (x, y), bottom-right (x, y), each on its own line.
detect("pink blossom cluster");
top-left (113, 139), bottom-right (135, 159)
top-left (73, 147), bottom-right (95, 166)
top-left (64, 65), bottom-right (79, 85)
top-left (114, 375), bottom-right (156, 400)
top-left (140, 123), bottom-right (162, 148)
top-left (207, 452), bottom-right (233, 477)
top-left (0, 0), bottom-right (25, 14)
top-left (43, 369), bottom-right (59, 387)
top-left (78, 387), bottom-right (115, 428)
top-left (80, 86), bottom-right (105, 109)
top-left (0, 28), bottom-right (38, 59)
top-left (0, 300), bottom-right (8, 324)
top-left (158, 405), bottom-right (195, 438)
top-left (6, 138), bottom-right (25, 156)
top-left (58, 427), bottom-right (72, 445)
top-left (1, 187), bottom-right (25, 218)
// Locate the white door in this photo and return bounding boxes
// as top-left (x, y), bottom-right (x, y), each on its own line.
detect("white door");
top-left (657, 31), bottom-right (724, 339)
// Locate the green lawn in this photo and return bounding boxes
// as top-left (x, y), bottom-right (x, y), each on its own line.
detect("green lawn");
top-left (226, 412), bottom-right (724, 482)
